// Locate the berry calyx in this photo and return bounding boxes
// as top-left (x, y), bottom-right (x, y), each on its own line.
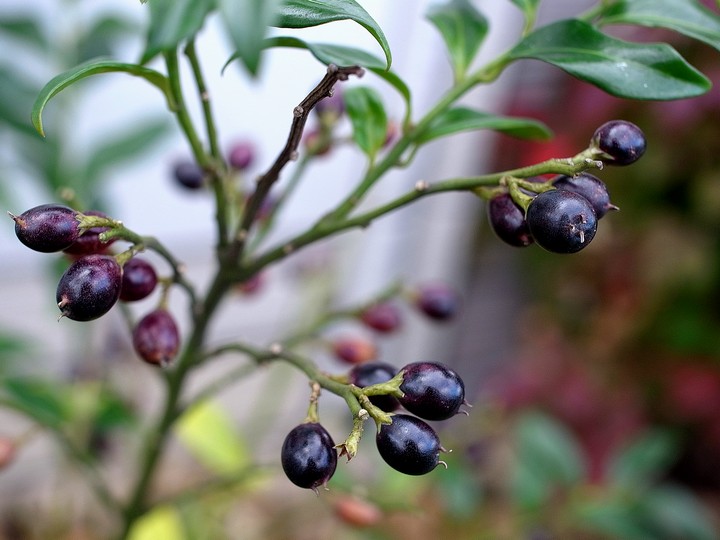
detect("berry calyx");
top-left (526, 190), bottom-right (598, 254)
top-left (11, 204), bottom-right (80, 253)
top-left (414, 283), bottom-right (460, 321)
top-left (331, 336), bottom-right (377, 365)
top-left (63, 210), bottom-right (116, 256)
top-left (119, 257), bottom-right (158, 302)
top-left (591, 120), bottom-right (646, 166)
top-left (56, 255), bottom-right (123, 321)
top-left (376, 414), bottom-right (441, 475)
top-left (281, 422), bottom-right (337, 491)
top-left (552, 173), bottom-right (617, 219)
top-left (227, 140), bottom-right (256, 171)
top-left (488, 194), bottom-right (534, 248)
top-left (399, 362), bottom-right (466, 421)
top-left (172, 160), bottom-right (205, 190)
top-left (132, 309), bottom-right (180, 366)
top-left (359, 302), bottom-right (402, 333)
top-left (349, 362), bottom-right (400, 412)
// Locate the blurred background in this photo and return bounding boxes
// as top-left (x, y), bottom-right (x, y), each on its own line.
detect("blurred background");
top-left (1, 0), bottom-right (719, 538)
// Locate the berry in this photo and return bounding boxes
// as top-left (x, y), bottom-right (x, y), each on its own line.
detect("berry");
top-left (399, 362), bottom-right (466, 421)
top-left (281, 422), bottom-right (337, 490)
top-left (331, 336), bottom-right (377, 365)
top-left (315, 87), bottom-right (345, 120)
top-left (360, 302), bottom-right (402, 333)
top-left (376, 414), bottom-right (441, 475)
top-left (303, 129), bottom-right (332, 157)
top-left (132, 309), bottom-right (180, 366)
top-left (0, 438), bottom-right (16, 470)
top-left (56, 255), bottom-right (122, 321)
top-left (591, 120), bottom-right (646, 165)
top-left (333, 496), bottom-right (382, 528)
top-left (119, 257), bottom-right (158, 302)
top-left (349, 362), bottom-right (400, 412)
top-left (552, 173), bottom-right (617, 219)
top-left (526, 190), bottom-right (597, 254)
top-left (227, 141), bottom-right (255, 170)
top-left (10, 204), bottom-right (80, 253)
top-left (488, 194), bottom-right (534, 247)
top-left (63, 210), bottom-right (116, 256)
top-left (172, 160), bottom-right (204, 190)
top-left (236, 272), bottom-right (265, 295)
top-left (414, 283), bottom-right (460, 321)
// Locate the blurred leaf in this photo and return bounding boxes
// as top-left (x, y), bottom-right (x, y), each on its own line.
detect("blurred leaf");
top-left (436, 455), bottom-right (483, 518)
top-left (175, 400), bottom-right (250, 475)
top-left (574, 499), bottom-right (651, 540)
top-left (77, 15), bottom-right (138, 62)
top-left (0, 65), bottom-right (41, 136)
top-left (93, 390), bottom-right (136, 431)
top-left (608, 429), bottom-right (681, 489)
top-left (276, 0), bottom-right (392, 69)
top-left (0, 332), bottom-right (30, 358)
top-left (416, 107), bottom-right (552, 143)
top-left (638, 486), bottom-right (717, 540)
top-left (427, 0), bottom-right (489, 79)
top-left (219, 0), bottom-right (283, 76)
top-left (511, 457), bottom-right (550, 509)
top-left (142, 0), bottom-right (215, 63)
top-left (0, 15), bottom-right (48, 51)
top-left (31, 58), bottom-right (173, 137)
top-left (508, 19), bottom-right (711, 100)
top-left (344, 86), bottom-right (388, 160)
top-left (127, 505), bottom-right (185, 540)
top-left (510, 0), bottom-right (541, 19)
top-left (1, 377), bottom-right (70, 427)
top-left (599, 0), bottom-right (720, 53)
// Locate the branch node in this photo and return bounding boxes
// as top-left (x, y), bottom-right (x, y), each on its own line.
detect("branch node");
top-left (293, 106), bottom-right (304, 118)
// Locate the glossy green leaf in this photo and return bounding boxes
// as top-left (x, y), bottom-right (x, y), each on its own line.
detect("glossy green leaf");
top-left (427, 0), bottom-right (489, 79)
top-left (276, 0), bottom-right (392, 69)
top-left (344, 86), bottom-right (388, 159)
top-left (599, 0), bottom-right (720, 53)
top-left (141, 0), bottom-right (215, 63)
top-left (31, 58), bottom-right (173, 137)
top-left (508, 19), bottom-right (711, 100)
top-left (219, 0), bottom-right (283, 76)
top-left (608, 429), bottom-right (681, 489)
top-left (2, 377), bottom-right (69, 427)
top-left (417, 107), bottom-right (552, 144)
top-left (0, 16), bottom-right (48, 51)
top-left (638, 486), bottom-right (717, 540)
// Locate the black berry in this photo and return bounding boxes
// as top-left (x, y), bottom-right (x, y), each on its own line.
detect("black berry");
top-left (120, 257), bottom-right (158, 302)
top-left (132, 309), bottom-right (180, 366)
top-left (376, 414), bottom-right (441, 476)
top-left (526, 190), bottom-right (597, 254)
top-left (281, 422), bottom-right (337, 490)
top-left (228, 141), bottom-right (255, 170)
top-left (488, 194), bottom-right (534, 247)
top-left (63, 210), bottom-right (116, 256)
top-left (360, 302), bottom-right (402, 333)
top-left (591, 120), bottom-right (646, 165)
top-left (11, 204), bottom-right (80, 253)
top-left (552, 173), bottom-right (617, 219)
top-left (399, 362), bottom-right (465, 421)
top-left (56, 255), bottom-right (122, 321)
top-left (349, 362), bottom-right (400, 412)
top-left (172, 160), bottom-right (204, 190)
top-left (414, 283), bottom-right (460, 321)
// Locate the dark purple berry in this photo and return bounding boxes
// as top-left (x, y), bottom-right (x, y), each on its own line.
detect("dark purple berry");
top-left (227, 141), bottom-right (255, 171)
top-left (360, 302), bottom-right (402, 333)
top-left (591, 120), bottom-right (646, 165)
top-left (281, 422), bottom-right (337, 490)
top-left (132, 309), bottom-right (180, 366)
top-left (63, 210), bottom-right (116, 256)
top-left (399, 362), bottom-right (465, 421)
top-left (552, 173), bottom-right (617, 219)
top-left (56, 255), bottom-right (122, 321)
top-left (376, 414), bottom-right (441, 476)
top-left (120, 257), bottom-right (158, 302)
top-left (172, 160), bottom-right (204, 190)
top-left (526, 190), bottom-right (597, 254)
top-left (414, 283), bottom-right (460, 321)
top-left (11, 204), bottom-right (80, 253)
top-left (488, 194), bottom-right (534, 247)
top-left (349, 362), bottom-right (400, 412)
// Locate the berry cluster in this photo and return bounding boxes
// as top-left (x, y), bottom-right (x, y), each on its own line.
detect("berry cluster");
top-left (488, 120), bottom-right (646, 254)
top-left (9, 204), bottom-right (178, 366)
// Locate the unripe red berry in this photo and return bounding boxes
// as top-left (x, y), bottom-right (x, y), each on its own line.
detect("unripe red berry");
top-left (331, 336), bottom-right (377, 365)
top-left (227, 140), bottom-right (256, 170)
top-left (360, 302), bottom-right (402, 333)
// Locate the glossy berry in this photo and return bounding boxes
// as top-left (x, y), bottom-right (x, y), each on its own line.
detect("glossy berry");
top-left (332, 336), bottom-right (377, 365)
top-left (488, 194), bottom-right (534, 247)
top-left (172, 160), bottom-right (204, 190)
top-left (132, 309), bottom-right (180, 366)
top-left (349, 362), bottom-right (400, 412)
top-left (11, 204), bottom-right (80, 253)
top-left (591, 120), bottom-right (646, 165)
top-left (526, 190), bottom-right (597, 254)
top-left (119, 257), bottom-right (158, 302)
top-left (414, 283), bottom-right (460, 321)
top-left (228, 141), bottom-right (255, 170)
top-left (376, 414), bottom-right (441, 476)
top-left (281, 422), bottom-right (337, 490)
top-left (360, 302), bottom-right (402, 333)
top-left (63, 210), bottom-right (116, 256)
top-left (552, 173), bottom-right (617, 219)
top-left (56, 255), bottom-right (122, 321)
top-left (399, 362), bottom-right (465, 421)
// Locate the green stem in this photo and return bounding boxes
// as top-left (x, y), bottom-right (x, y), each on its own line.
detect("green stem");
top-left (184, 39), bottom-right (222, 161)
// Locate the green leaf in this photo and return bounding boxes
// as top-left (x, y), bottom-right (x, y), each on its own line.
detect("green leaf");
top-left (344, 86), bottom-right (388, 159)
top-left (219, 0), bottom-right (283, 76)
top-left (598, 0), bottom-right (720, 53)
top-left (608, 429), bottom-right (681, 490)
top-left (0, 65), bottom-right (40, 136)
top-left (141, 0), bottom-right (215, 63)
top-left (510, 0), bottom-right (541, 16)
top-left (508, 19), bottom-right (711, 100)
top-left (127, 505), bottom-right (185, 540)
top-left (2, 377), bottom-right (70, 427)
top-left (0, 15), bottom-right (48, 51)
top-left (417, 107), bottom-right (552, 144)
top-left (426, 0), bottom-right (489, 79)
top-left (276, 0), bottom-right (392, 70)
top-left (77, 15), bottom-right (138, 63)
top-left (638, 486), bottom-right (717, 540)
top-left (574, 499), bottom-right (652, 540)
top-left (31, 58), bottom-right (173, 137)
